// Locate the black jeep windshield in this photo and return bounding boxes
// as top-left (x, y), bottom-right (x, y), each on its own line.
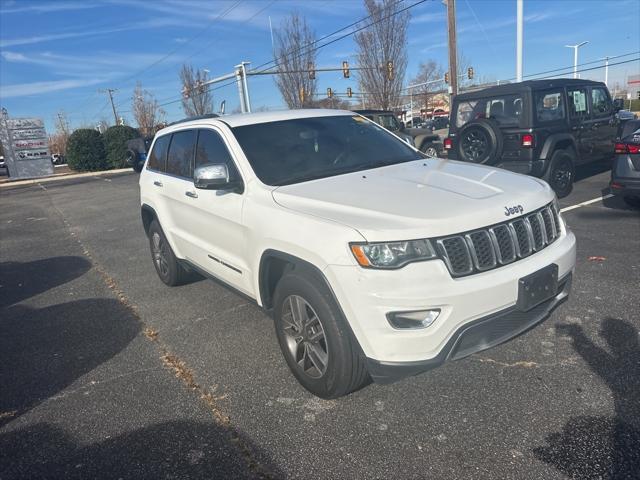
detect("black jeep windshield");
top-left (232, 115), bottom-right (421, 186)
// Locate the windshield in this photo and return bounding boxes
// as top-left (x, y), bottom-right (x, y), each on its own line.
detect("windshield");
top-left (232, 115), bottom-right (421, 186)
top-left (377, 114), bottom-right (400, 131)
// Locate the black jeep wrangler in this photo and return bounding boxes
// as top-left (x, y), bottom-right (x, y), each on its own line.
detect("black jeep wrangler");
top-left (445, 79), bottom-right (621, 197)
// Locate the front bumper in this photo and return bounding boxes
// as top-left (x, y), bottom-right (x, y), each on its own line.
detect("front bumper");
top-left (325, 228), bottom-right (576, 374)
top-left (367, 273), bottom-right (571, 383)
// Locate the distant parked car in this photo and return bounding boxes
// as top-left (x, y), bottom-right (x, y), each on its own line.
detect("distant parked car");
top-left (126, 137), bottom-right (153, 173)
top-left (431, 116), bottom-right (449, 130)
top-left (610, 119), bottom-right (640, 208)
top-left (406, 117), bottom-right (424, 128)
top-left (51, 153), bottom-right (65, 165)
top-left (355, 109), bottom-right (443, 157)
top-left (445, 79), bottom-right (621, 197)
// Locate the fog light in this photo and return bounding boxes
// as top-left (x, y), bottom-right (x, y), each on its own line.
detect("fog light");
top-left (387, 309), bottom-right (440, 329)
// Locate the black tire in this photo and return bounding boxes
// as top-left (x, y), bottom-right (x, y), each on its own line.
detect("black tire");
top-left (456, 119), bottom-right (503, 164)
top-left (133, 159), bottom-right (144, 173)
top-left (544, 149), bottom-right (576, 198)
top-left (623, 196), bottom-right (640, 208)
top-left (421, 141), bottom-right (442, 157)
top-left (148, 220), bottom-right (191, 286)
top-left (273, 270), bottom-right (369, 398)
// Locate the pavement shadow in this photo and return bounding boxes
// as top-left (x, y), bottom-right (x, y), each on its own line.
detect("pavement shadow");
top-left (601, 188), bottom-right (640, 212)
top-left (0, 299), bottom-right (140, 425)
top-left (0, 256), bottom-right (91, 308)
top-left (575, 159), bottom-right (613, 182)
top-left (533, 318), bottom-right (640, 479)
top-left (0, 420), bottom-right (282, 479)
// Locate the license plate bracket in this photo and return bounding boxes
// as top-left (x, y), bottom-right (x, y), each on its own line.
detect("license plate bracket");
top-left (517, 264), bottom-right (558, 311)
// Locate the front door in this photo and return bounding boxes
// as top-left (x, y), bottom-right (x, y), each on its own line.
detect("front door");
top-left (589, 85), bottom-right (617, 160)
top-left (567, 87), bottom-right (598, 164)
top-left (178, 127), bottom-right (251, 294)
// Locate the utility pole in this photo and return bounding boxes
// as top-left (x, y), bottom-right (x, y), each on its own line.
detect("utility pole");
top-left (564, 42), bottom-right (588, 79)
top-left (446, 0), bottom-right (458, 98)
top-left (99, 88), bottom-right (119, 125)
top-left (56, 112), bottom-right (69, 135)
top-left (602, 56), bottom-right (609, 87)
top-left (516, 0), bottom-right (523, 82)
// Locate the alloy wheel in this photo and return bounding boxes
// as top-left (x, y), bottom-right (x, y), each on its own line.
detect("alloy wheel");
top-left (151, 232), bottom-right (169, 277)
top-left (281, 295), bottom-right (328, 379)
top-left (461, 129), bottom-right (489, 162)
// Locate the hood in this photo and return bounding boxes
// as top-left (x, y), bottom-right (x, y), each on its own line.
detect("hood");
top-left (272, 159), bottom-right (554, 241)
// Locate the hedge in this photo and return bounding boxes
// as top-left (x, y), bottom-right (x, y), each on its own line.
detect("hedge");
top-left (102, 125), bottom-right (140, 169)
top-left (66, 129), bottom-right (106, 172)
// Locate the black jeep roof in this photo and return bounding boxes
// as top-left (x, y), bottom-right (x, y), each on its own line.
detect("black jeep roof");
top-left (455, 78), bottom-right (605, 101)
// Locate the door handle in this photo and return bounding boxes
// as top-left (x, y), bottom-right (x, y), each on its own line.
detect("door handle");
top-left (153, 180), bottom-right (163, 187)
top-left (185, 191), bottom-right (198, 198)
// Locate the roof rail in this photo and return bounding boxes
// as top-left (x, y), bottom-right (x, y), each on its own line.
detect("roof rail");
top-left (168, 113), bottom-right (220, 126)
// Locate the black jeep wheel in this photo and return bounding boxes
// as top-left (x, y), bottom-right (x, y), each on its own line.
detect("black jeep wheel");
top-left (456, 119), bottom-right (503, 164)
top-left (544, 149), bottom-right (576, 198)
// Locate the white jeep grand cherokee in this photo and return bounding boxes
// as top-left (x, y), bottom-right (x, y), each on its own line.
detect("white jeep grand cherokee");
top-left (139, 109), bottom-right (576, 398)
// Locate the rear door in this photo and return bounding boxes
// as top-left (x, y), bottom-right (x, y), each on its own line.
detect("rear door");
top-left (161, 129), bottom-right (197, 258)
top-left (589, 85), bottom-right (617, 159)
top-left (566, 86), bottom-right (597, 164)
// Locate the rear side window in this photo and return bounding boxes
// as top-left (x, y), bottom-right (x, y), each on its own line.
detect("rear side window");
top-left (455, 95), bottom-right (523, 128)
top-left (591, 87), bottom-right (612, 117)
top-left (195, 129), bottom-right (240, 181)
top-left (535, 90), bottom-right (565, 122)
top-left (166, 130), bottom-right (196, 178)
top-left (568, 88), bottom-right (589, 118)
top-left (147, 134), bottom-right (170, 171)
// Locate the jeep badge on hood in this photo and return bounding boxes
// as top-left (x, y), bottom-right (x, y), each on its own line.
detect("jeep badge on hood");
top-left (504, 205), bottom-right (524, 216)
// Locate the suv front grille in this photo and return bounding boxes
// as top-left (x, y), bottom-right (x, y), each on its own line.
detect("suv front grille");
top-left (436, 203), bottom-right (561, 277)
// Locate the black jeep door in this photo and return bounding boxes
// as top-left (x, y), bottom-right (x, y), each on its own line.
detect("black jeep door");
top-left (589, 85), bottom-right (617, 160)
top-left (567, 86), bottom-right (598, 164)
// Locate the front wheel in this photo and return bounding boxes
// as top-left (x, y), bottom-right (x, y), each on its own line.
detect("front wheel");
top-left (273, 271), bottom-right (369, 398)
top-left (422, 143), bottom-right (440, 157)
top-left (544, 149), bottom-right (576, 198)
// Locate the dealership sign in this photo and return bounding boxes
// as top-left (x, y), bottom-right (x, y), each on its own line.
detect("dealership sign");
top-left (0, 115), bottom-right (53, 179)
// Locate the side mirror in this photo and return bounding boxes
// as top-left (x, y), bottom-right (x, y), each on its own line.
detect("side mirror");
top-left (194, 164), bottom-right (232, 190)
top-left (613, 98), bottom-right (624, 112)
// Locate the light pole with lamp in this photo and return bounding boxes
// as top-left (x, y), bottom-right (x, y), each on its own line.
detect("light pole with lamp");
top-left (564, 41), bottom-right (588, 79)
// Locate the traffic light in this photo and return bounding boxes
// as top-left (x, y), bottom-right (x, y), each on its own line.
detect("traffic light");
top-left (386, 61), bottom-right (394, 80)
top-left (342, 61), bottom-right (350, 79)
top-left (444, 72), bottom-right (449, 84)
top-left (347, 87), bottom-right (352, 98)
top-left (327, 87), bottom-right (333, 98)
top-left (308, 62), bottom-right (315, 80)
top-left (467, 67), bottom-right (474, 80)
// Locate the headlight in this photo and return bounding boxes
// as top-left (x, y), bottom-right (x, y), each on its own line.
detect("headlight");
top-left (350, 239), bottom-right (437, 269)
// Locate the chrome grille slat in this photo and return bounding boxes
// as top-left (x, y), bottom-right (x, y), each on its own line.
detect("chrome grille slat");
top-left (437, 203), bottom-right (562, 277)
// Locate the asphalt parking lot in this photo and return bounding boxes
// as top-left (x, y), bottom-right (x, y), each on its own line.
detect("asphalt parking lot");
top-left (1, 162), bottom-right (638, 479)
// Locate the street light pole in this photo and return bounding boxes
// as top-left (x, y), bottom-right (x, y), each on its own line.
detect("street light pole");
top-left (516, 0), bottom-right (523, 82)
top-left (564, 41), bottom-right (588, 79)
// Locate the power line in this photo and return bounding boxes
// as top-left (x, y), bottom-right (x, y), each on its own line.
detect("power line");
top-left (144, 0), bottom-right (429, 111)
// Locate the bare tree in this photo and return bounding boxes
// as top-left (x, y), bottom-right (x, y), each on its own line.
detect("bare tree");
top-left (132, 82), bottom-right (166, 137)
top-left (354, 0), bottom-right (409, 110)
top-left (311, 97), bottom-right (353, 110)
top-left (180, 64), bottom-right (214, 116)
top-left (48, 111), bottom-right (70, 154)
top-left (409, 60), bottom-right (443, 111)
top-left (273, 13), bottom-right (318, 109)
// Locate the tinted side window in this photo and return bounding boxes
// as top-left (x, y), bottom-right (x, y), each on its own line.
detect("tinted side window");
top-left (195, 129), bottom-right (240, 181)
top-left (567, 88), bottom-right (589, 118)
top-left (535, 90), bottom-right (565, 123)
top-left (166, 130), bottom-right (196, 178)
top-left (147, 134), bottom-right (170, 171)
top-left (591, 87), bottom-right (611, 116)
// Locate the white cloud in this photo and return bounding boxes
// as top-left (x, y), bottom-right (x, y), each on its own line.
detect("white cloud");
top-left (0, 1), bottom-right (104, 14)
top-left (0, 77), bottom-right (108, 98)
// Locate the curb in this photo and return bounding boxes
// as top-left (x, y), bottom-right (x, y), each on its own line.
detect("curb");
top-left (0, 168), bottom-right (134, 188)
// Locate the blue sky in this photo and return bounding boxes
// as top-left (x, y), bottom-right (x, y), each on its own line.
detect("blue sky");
top-left (1, 0), bottom-right (639, 133)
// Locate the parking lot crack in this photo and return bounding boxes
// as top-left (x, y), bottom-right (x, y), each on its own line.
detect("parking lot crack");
top-left (37, 185), bottom-right (276, 480)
